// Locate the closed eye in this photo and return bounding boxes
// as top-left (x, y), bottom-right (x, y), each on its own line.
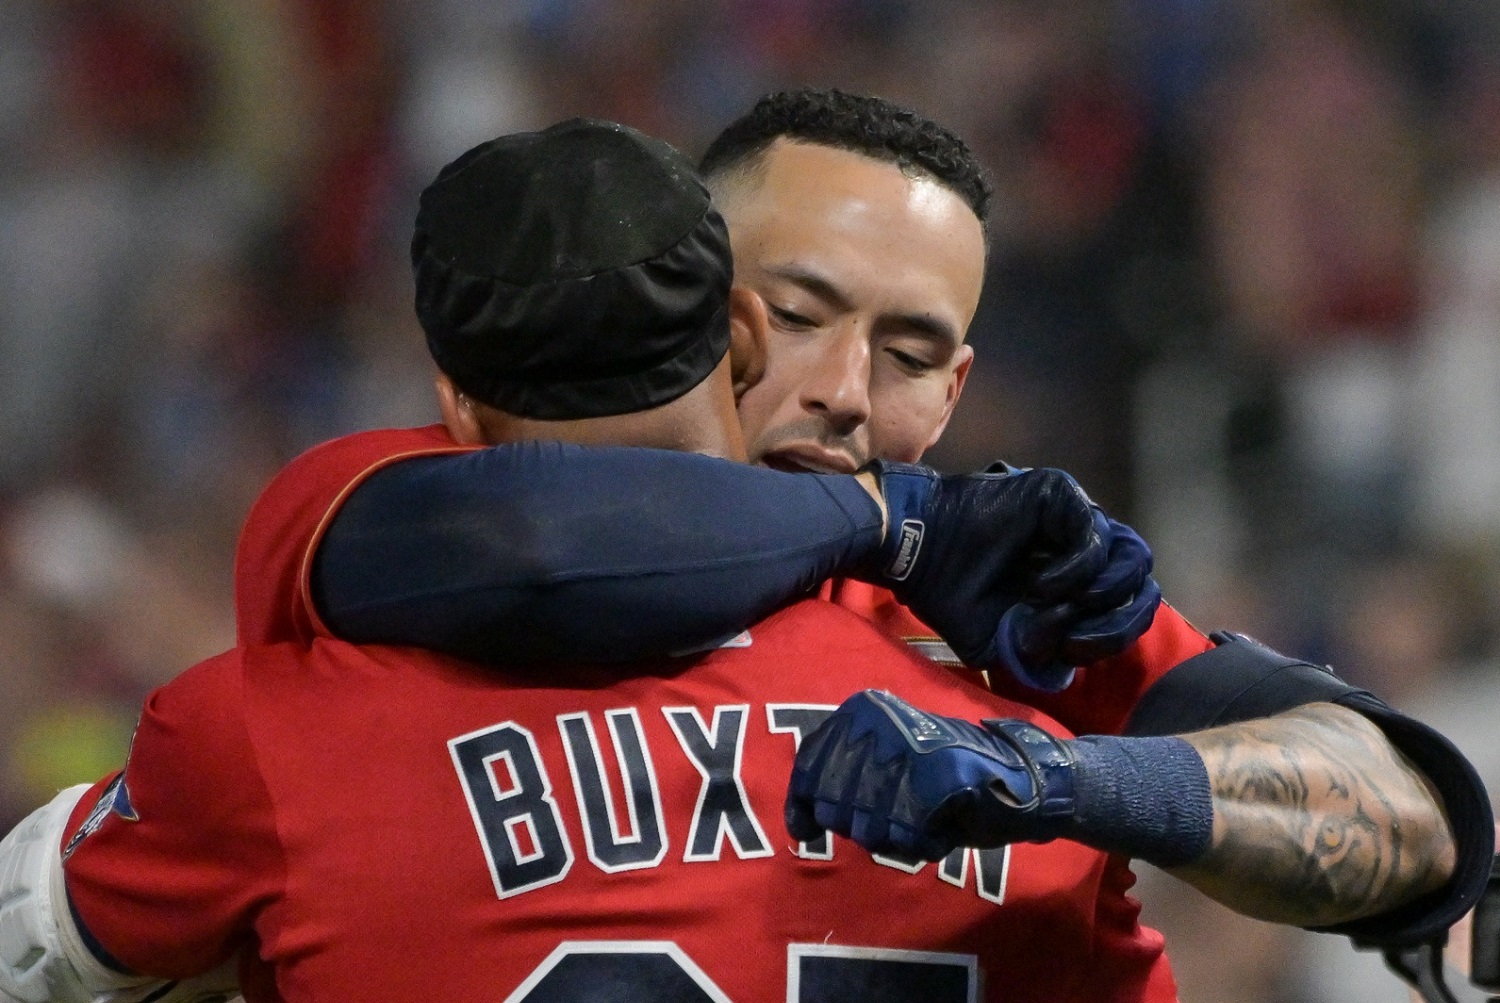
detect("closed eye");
top-left (770, 305), bottom-right (817, 330)
top-left (887, 348), bottom-right (936, 373)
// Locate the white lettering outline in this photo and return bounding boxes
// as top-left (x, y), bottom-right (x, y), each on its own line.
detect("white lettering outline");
top-left (448, 721), bottom-right (574, 899)
top-left (505, 940), bottom-right (733, 1003)
top-left (664, 704), bottom-right (773, 862)
top-left (786, 943), bottom-right (979, 1003)
top-left (558, 709), bottom-right (669, 873)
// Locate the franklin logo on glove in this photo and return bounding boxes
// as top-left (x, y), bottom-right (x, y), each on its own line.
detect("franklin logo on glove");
top-left (885, 520), bottom-right (925, 581)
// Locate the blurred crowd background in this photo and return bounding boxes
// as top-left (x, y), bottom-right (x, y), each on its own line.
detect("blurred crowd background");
top-left (2, 0), bottom-right (1498, 999)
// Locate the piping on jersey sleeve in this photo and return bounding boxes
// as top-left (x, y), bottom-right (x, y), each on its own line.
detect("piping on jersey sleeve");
top-left (292, 445), bottom-right (476, 641)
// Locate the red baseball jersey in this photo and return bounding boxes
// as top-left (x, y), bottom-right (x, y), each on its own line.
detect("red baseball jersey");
top-left (63, 599), bottom-right (1178, 1002)
top-left (234, 425), bottom-right (1213, 738)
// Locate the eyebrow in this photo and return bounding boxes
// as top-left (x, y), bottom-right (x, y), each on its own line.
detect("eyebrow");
top-left (764, 263), bottom-right (961, 348)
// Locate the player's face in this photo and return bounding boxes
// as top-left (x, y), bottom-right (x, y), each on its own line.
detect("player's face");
top-left (720, 140), bottom-right (984, 472)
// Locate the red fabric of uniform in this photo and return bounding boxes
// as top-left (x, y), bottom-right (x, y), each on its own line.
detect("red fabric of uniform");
top-left (62, 652), bottom-right (283, 979)
top-left (62, 601), bottom-right (1177, 1003)
top-left (202, 424), bottom-right (1212, 999)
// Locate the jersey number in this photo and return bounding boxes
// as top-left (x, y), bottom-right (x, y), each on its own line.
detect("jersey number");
top-left (507, 941), bottom-right (979, 1003)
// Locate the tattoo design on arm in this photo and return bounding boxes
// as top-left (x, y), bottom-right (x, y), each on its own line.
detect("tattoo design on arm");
top-left (1169, 703), bottom-right (1457, 926)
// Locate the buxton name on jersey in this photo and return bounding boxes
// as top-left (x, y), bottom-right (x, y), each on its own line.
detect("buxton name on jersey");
top-left (62, 600), bottom-right (1177, 1002)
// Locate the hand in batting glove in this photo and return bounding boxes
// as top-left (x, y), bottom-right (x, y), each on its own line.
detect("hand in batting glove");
top-left (995, 517), bottom-right (1161, 685)
top-left (784, 689), bottom-right (1077, 861)
top-left (785, 690), bottom-right (1214, 867)
top-left (861, 460), bottom-right (1161, 691)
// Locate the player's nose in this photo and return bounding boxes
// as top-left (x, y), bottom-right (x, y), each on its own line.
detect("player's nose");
top-left (799, 322), bottom-right (872, 436)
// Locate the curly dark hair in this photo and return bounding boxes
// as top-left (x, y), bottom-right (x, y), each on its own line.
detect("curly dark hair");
top-left (699, 87), bottom-right (992, 227)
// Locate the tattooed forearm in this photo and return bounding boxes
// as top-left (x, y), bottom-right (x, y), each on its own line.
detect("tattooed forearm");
top-left (1166, 703), bottom-right (1456, 926)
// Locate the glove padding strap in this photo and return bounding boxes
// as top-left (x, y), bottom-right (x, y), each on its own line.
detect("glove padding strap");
top-left (786, 690), bottom-right (1213, 867)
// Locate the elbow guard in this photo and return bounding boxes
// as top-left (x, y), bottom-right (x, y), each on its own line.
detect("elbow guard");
top-left (1126, 631), bottom-right (1496, 947)
top-left (0, 786), bottom-right (239, 1003)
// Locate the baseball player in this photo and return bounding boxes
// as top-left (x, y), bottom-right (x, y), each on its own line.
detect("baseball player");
top-left (231, 89), bottom-right (1494, 945)
top-left (0, 120), bottom-right (1179, 1003)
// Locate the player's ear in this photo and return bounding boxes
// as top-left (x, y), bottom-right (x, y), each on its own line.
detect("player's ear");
top-left (434, 372), bottom-right (488, 445)
top-left (728, 285), bottom-right (768, 400)
top-left (921, 344), bottom-right (975, 453)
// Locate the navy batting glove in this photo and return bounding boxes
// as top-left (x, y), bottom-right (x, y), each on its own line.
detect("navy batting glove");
top-left (861, 460), bottom-right (1161, 691)
top-left (998, 520), bottom-right (1162, 684)
top-left (785, 690), bottom-right (1214, 867)
top-left (785, 689), bottom-right (1077, 861)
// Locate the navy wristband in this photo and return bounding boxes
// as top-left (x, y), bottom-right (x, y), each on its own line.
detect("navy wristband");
top-left (1067, 734), bottom-right (1214, 867)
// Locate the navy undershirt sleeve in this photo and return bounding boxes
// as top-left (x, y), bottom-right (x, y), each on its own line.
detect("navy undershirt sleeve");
top-left (311, 441), bottom-right (884, 664)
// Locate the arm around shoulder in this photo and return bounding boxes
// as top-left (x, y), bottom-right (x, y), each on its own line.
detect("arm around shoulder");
top-left (313, 443), bottom-right (884, 663)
